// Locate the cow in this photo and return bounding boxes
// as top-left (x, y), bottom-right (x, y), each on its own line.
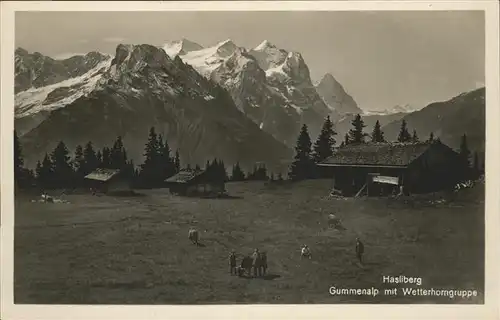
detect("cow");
top-left (188, 228), bottom-right (199, 245)
top-left (41, 194), bottom-right (54, 203)
top-left (328, 214), bottom-right (341, 229)
top-left (301, 245), bottom-right (312, 259)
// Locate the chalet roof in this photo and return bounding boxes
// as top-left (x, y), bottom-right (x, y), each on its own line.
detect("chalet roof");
top-left (165, 169), bottom-right (205, 184)
top-left (319, 142), bottom-right (437, 167)
top-left (84, 168), bottom-right (120, 182)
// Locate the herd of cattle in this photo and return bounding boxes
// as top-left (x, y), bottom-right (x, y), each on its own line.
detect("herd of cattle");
top-left (186, 214), bottom-right (345, 278)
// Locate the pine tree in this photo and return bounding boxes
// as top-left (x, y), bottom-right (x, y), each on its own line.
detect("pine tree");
top-left (101, 147), bottom-right (111, 168)
top-left (174, 150), bottom-right (181, 173)
top-left (289, 124), bottom-right (314, 181)
top-left (13, 130), bottom-right (33, 189)
top-left (83, 141), bottom-right (98, 174)
top-left (231, 162), bottom-right (245, 181)
top-left (371, 120), bottom-right (385, 143)
top-left (51, 141), bottom-right (73, 188)
top-left (124, 159), bottom-right (135, 181)
top-left (256, 164), bottom-right (268, 180)
top-left (96, 150), bottom-right (103, 167)
top-left (35, 160), bottom-right (44, 189)
top-left (348, 114), bottom-right (367, 144)
top-left (397, 120), bottom-right (412, 143)
top-left (312, 115), bottom-right (337, 163)
top-left (247, 164), bottom-right (257, 181)
top-left (412, 129), bottom-right (419, 143)
top-left (209, 159), bottom-right (226, 183)
top-left (14, 130), bottom-right (24, 184)
top-left (35, 160), bottom-right (42, 181)
top-left (73, 145), bottom-right (86, 184)
top-left (219, 160), bottom-right (229, 182)
top-left (428, 132), bottom-right (435, 142)
top-left (110, 136), bottom-right (127, 169)
top-left (459, 134), bottom-right (471, 170)
top-left (159, 135), bottom-right (175, 179)
top-left (139, 127), bottom-right (160, 187)
top-left (38, 153), bottom-right (54, 189)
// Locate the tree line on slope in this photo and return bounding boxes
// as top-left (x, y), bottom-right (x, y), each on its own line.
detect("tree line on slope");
top-left (288, 114), bottom-right (485, 181)
top-left (14, 113), bottom-right (485, 190)
top-left (14, 127), bottom-right (281, 191)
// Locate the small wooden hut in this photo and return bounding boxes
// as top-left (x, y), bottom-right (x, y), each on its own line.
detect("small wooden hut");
top-left (84, 168), bottom-right (132, 194)
top-left (164, 169), bottom-right (225, 197)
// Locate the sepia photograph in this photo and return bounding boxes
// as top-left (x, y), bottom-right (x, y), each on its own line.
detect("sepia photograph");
top-left (1, 1), bottom-right (500, 319)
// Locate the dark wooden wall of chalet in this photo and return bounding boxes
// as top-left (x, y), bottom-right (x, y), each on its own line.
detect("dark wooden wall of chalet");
top-left (405, 144), bottom-right (462, 193)
top-left (331, 166), bottom-right (405, 196)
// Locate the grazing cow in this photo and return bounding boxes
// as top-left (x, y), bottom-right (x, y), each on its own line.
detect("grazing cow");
top-left (328, 214), bottom-right (341, 229)
top-left (41, 194), bottom-right (54, 203)
top-left (239, 256), bottom-right (253, 277)
top-left (188, 228), bottom-right (199, 245)
top-left (301, 245), bottom-right (311, 259)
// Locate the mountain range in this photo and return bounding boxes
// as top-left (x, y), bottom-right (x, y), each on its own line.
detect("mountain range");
top-left (15, 44), bottom-right (293, 171)
top-left (163, 39), bottom-right (342, 145)
top-left (382, 87), bottom-right (485, 152)
top-left (14, 39), bottom-right (485, 171)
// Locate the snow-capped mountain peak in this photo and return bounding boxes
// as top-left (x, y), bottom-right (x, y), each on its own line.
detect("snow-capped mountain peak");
top-left (254, 39), bottom-right (276, 51)
top-left (162, 39), bottom-right (204, 59)
top-left (15, 56), bottom-right (112, 122)
top-left (315, 73), bottom-right (362, 115)
top-left (166, 38), bottom-right (242, 78)
top-left (214, 39), bottom-right (238, 57)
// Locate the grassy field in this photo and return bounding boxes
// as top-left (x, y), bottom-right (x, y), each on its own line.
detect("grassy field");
top-left (14, 179), bottom-right (484, 304)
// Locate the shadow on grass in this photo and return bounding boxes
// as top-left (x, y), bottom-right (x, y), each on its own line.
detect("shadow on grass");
top-left (200, 194), bottom-right (244, 200)
top-left (237, 274), bottom-right (281, 280)
top-left (107, 190), bottom-right (147, 197)
top-left (261, 274), bottom-right (281, 280)
top-left (191, 242), bottom-right (206, 248)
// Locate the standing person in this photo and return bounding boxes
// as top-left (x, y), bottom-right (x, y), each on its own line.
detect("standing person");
top-left (355, 237), bottom-right (364, 264)
top-left (252, 248), bottom-right (260, 277)
top-left (229, 250), bottom-right (237, 275)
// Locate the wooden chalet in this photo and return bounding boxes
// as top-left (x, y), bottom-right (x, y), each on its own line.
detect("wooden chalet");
top-left (317, 141), bottom-right (463, 196)
top-left (164, 169), bottom-right (225, 197)
top-left (84, 168), bottom-right (132, 194)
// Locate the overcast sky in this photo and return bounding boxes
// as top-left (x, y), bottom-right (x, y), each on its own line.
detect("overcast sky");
top-left (15, 11), bottom-right (484, 111)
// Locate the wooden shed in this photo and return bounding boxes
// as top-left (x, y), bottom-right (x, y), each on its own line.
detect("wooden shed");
top-left (164, 169), bottom-right (225, 197)
top-left (84, 168), bottom-right (132, 194)
top-left (317, 141), bottom-right (463, 196)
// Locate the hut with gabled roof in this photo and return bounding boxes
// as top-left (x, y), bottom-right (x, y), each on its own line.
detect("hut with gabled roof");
top-left (84, 168), bottom-right (132, 194)
top-left (317, 140), bottom-right (463, 196)
top-left (164, 168), bottom-right (225, 197)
